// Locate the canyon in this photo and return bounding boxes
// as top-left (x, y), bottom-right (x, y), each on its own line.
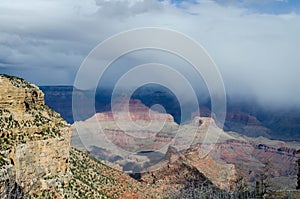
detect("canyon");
top-left (1, 74), bottom-right (300, 198)
top-left (72, 97), bottom-right (300, 192)
top-left (0, 74), bottom-right (238, 198)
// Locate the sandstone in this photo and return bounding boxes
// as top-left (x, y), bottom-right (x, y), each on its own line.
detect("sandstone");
top-left (93, 98), bottom-right (174, 122)
top-left (0, 74), bottom-right (44, 114)
top-left (0, 74), bottom-right (71, 195)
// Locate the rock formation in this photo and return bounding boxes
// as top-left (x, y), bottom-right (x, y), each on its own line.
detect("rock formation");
top-left (0, 74), bottom-right (71, 196)
top-left (0, 74), bottom-right (191, 198)
top-left (72, 98), bottom-right (179, 171)
top-left (3, 74), bottom-right (298, 197)
top-left (72, 103), bottom-right (300, 192)
top-left (72, 100), bottom-right (240, 191)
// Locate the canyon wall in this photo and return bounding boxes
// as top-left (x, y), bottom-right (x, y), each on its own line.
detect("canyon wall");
top-left (0, 74), bottom-right (71, 195)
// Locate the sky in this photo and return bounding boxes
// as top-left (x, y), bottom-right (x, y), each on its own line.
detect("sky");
top-left (0, 0), bottom-right (300, 107)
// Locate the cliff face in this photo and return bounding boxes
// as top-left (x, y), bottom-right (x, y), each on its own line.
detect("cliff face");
top-left (0, 75), bottom-right (44, 113)
top-left (0, 74), bottom-right (71, 196)
top-left (0, 75), bottom-right (159, 198)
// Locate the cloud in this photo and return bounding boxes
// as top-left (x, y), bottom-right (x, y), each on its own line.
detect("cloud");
top-left (0, 0), bottom-right (299, 107)
top-left (212, 0), bottom-right (300, 14)
top-left (95, 0), bottom-right (163, 17)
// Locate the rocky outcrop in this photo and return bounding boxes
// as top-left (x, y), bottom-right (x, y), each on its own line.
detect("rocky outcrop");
top-left (211, 139), bottom-right (300, 190)
top-left (0, 74), bottom-right (71, 196)
top-left (183, 117), bottom-right (299, 190)
top-left (0, 74), bottom-right (44, 113)
top-left (93, 98), bottom-right (174, 122)
top-left (72, 98), bottom-right (179, 171)
top-left (140, 155), bottom-right (219, 197)
top-left (142, 146), bottom-right (238, 192)
top-left (185, 148), bottom-right (237, 191)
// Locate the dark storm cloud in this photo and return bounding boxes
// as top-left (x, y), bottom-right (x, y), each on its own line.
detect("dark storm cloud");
top-left (0, 0), bottom-right (299, 107)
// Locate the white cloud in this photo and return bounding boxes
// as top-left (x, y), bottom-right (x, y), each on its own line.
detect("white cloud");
top-left (0, 0), bottom-right (299, 106)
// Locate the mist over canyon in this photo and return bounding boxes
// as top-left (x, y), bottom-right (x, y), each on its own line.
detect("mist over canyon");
top-left (41, 84), bottom-right (300, 142)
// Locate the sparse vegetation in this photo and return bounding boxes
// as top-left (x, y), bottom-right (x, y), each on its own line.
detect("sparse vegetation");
top-left (28, 148), bottom-right (141, 198)
top-left (0, 175), bottom-right (26, 199)
top-left (0, 74), bottom-right (35, 89)
top-left (0, 155), bottom-right (8, 167)
top-left (0, 106), bottom-right (67, 151)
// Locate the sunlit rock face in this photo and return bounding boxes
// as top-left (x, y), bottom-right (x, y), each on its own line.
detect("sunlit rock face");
top-left (71, 98), bottom-right (179, 173)
top-left (0, 74), bottom-right (71, 195)
top-left (94, 98), bottom-right (174, 122)
top-left (72, 99), bottom-right (300, 191)
top-left (0, 75), bottom-right (44, 113)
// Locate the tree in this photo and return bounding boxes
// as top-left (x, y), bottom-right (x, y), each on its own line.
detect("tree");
top-left (296, 157), bottom-right (300, 189)
top-left (255, 161), bottom-right (274, 198)
top-left (0, 175), bottom-right (25, 199)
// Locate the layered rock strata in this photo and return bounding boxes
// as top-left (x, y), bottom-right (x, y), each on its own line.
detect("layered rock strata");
top-left (0, 74), bottom-right (71, 195)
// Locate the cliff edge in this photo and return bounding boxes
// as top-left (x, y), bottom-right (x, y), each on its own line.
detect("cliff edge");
top-left (0, 74), bottom-right (71, 197)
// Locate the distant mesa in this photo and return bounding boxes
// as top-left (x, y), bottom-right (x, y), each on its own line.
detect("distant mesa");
top-left (93, 98), bottom-right (174, 122)
top-left (72, 97), bottom-right (179, 158)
